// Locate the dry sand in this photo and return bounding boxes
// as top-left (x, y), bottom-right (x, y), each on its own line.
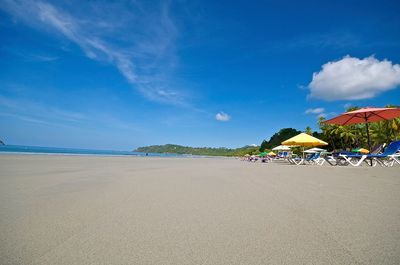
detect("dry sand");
top-left (0, 154), bottom-right (399, 265)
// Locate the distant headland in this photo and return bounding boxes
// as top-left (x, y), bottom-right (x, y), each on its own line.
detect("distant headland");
top-left (0, 140), bottom-right (4, 145)
top-left (134, 128), bottom-right (304, 156)
top-left (134, 144), bottom-right (259, 157)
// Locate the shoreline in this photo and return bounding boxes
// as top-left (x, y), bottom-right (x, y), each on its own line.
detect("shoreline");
top-left (0, 152), bottom-right (233, 159)
top-left (0, 144), bottom-right (234, 159)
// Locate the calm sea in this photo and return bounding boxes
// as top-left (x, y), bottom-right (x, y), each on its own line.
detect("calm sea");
top-left (0, 145), bottom-right (185, 157)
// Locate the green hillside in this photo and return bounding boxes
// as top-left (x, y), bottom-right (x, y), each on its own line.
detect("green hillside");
top-left (134, 144), bottom-right (259, 157)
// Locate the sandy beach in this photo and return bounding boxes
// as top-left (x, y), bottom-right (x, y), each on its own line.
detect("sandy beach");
top-left (0, 154), bottom-right (399, 265)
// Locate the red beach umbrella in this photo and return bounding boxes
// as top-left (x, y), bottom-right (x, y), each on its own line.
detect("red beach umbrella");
top-left (324, 107), bottom-right (400, 150)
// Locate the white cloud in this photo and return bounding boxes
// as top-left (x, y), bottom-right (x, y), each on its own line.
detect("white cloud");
top-left (304, 108), bottom-right (337, 119)
top-left (305, 107), bottom-right (325, 114)
top-left (316, 112), bottom-right (337, 119)
top-left (0, 1), bottom-right (185, 105)
top-left (308, 55), bottom-right (400, 100)
top-left (215, 112), bottom-right (231, 122)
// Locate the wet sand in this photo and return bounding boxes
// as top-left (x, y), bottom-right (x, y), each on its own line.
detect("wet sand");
top-left (0, 154), bottom-right (399, 265)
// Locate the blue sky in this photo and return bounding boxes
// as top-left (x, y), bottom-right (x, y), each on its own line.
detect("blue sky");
top-left (1, 0), bottom-right (400, 150)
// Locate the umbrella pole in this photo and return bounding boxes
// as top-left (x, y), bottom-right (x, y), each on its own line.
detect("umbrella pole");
top-left (365, 122), bottom-right (371, 151)
top-left (365, 122), bottom-right (373, 166)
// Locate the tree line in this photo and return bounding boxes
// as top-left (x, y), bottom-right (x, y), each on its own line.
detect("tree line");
top-left (316, 105), bottom-right (400, 151)
top-left (260, 105), bottom-right (400, 152)
top-left (134, 144), bottom-right (259, 157)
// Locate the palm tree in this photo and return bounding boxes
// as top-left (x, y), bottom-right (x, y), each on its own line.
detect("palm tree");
top-left (340, 126), bottom-right (357, 148)
top-left (305, 126), bottom-right (313, 135)
top-left (318, 116), bottom-right (337, 150)
top-left (346, 106), bottom-right (360, 112)
top-left (353, 123), bottom-right (366, 147)
top-left (383, 104), bottom-right (400, 141)
top-left (330, 125), bottom-right (346, 149)
top-left (317, 105), bottom-right (400, 151)
top-left (370, 122), bottom-right (389, 145)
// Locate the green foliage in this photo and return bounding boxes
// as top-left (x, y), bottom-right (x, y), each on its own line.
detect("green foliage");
top-left (259, 140), bottom-right (268, 152)
top-left (305, 126), bottom-right (313, 135)
top-left (135, 144), bottom-right (259, 157)
top-left (259, 128), bottom-right (301, 151)
top-left (317, 105), bottom-right (400, 151)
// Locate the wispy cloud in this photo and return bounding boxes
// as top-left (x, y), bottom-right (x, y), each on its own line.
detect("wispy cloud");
top-left (304, 107), bottom-right (337, 119)
top-left (287, 32), bottom-right (361, 50)
top-left (263, 30), bottom-right (400, 55)
top-left (0, 95), bottom-right (145, 132)
top-left (0, 111), bottom-right (55, 126)
top-left (0, 0), bottom-right (185, 105)
top-left (343, 103), bottom-right (353, 110)
top-left (305, 107), bottom-right (325, 115)
top-left (0, 94), bottom-right (88, 124)
top-left (0, 45), bottom-right (59, 62)
top-left (260, 31), bottom-right (362, 55)
top-left (30, 54), bottom-right (59, 62)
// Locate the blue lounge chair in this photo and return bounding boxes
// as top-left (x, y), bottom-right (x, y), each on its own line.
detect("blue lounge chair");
top-left (367, 141), bottom-right (400, 167)
top-left (289, 152), bottom-right (321, 165)
top-left (328, 144), bottom-right (385, 166)
top-left (305, 152), bottom-right (321, 165)
top-left (339, 141), bottom-right (400, 167)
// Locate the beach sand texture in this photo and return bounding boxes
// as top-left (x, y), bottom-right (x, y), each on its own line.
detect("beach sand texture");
top-left (0, 154), bottom-right (399, 265)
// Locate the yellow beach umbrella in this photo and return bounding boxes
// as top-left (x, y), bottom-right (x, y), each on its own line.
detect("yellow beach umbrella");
top-left (282, 133), bottom-right (328, 161)
top-left (282, 133), bottom-right (328, 147)
top-left (268, 151), bottom-right (276, 156)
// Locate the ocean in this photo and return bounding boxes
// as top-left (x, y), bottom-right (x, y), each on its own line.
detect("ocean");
top-left (0, 145), bottom-right (185, 157)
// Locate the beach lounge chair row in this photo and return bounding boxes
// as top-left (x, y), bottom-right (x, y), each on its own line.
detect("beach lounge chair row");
top-left (336, 141), bottom-right (400, 167)
top-left (287, 152), bottom-right (324, 166)
top-left (283, 140), bottom-right (400, 167)
top-left (242, 140), bottom-right (400, 167)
